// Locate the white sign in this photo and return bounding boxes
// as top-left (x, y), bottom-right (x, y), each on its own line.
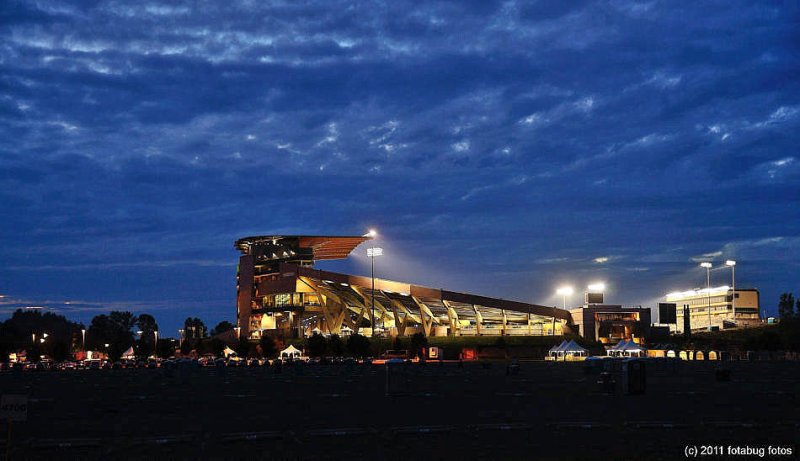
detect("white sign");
top-left (0, 395), bottom-right (28, 422)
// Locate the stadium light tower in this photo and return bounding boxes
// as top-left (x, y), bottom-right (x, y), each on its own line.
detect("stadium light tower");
top-left (81, 329), bottom-right (86, 352)
top-left (700, 262), bottom-right (713, 330)
top-left (367, 243), bottom-right (383, 338)
top-left (554, 286), bottom-right (573, 336)
top-left (726, 260), bottom-right (736, 325)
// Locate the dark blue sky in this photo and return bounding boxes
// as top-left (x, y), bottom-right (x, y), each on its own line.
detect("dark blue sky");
top-left (1, 1), bottom-right (798, 336)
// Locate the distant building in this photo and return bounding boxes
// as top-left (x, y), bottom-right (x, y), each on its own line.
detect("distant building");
top-left (665, 286), bottom-right (760, 332)
top-left (569, 305), bottom-right (651, 344)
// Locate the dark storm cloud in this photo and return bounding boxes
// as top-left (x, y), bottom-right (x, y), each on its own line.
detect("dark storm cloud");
top-left (1, 0), bottom-right (799, 332)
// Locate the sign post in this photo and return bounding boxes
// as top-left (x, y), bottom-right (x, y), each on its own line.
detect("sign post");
top-left (1, 394), bottom-right (28, 461)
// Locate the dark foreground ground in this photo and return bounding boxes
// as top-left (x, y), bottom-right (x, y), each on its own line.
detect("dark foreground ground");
top-left (0, 360), bottom-right (797, 460)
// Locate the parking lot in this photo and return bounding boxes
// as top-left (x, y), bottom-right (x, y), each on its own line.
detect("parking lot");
top-left (1, 360), bottom-right (797, 460)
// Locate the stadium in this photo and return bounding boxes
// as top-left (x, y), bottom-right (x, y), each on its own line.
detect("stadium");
top-left (235, 234), bottom-right (573, 340)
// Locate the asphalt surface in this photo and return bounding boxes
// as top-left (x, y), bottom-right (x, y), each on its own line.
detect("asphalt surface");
top-left (0, 360), bottom-right (797, 460)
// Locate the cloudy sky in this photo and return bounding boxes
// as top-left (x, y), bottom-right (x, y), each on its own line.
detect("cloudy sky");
top-left (1, 1), bottom-right (798, 334)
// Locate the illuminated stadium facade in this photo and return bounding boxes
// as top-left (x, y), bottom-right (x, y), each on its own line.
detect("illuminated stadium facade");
top-left (235, 235), bottom-right (572, 340)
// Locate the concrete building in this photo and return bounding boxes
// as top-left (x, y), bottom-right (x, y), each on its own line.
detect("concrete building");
top-left (235, 235), bottom-right (571, 340)
top-left (569, 305), bottom-right (651, 344)
top-left (665, 286), bottom-right (760, 332)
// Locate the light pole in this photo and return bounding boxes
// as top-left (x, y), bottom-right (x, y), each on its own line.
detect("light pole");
top-left (234, 326), bottom-right (241, 341)
top-left (701, 262), bottom-right (712, 330)
top-left (154, 330), bottom-right (158, 358)
top-left (555, 286), bottom-right (573, 336)
top-left (367, 246), bottom-right (383, 338)
top-left (726, 260), bottom-right (736, 325)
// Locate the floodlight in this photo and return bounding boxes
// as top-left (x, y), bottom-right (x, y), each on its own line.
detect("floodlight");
top-left (364, 229), bottom-right (378, 238)
top-left (587, 283), bottom-right (605, 292)
top-left (700, 262), bottom-right (712, 268)
top-left (725, 260), bottom-right (736, 266)
top-left (367, 247), bottom-right (383, 257)
top-left (556, 286), bottom-right (574, 296)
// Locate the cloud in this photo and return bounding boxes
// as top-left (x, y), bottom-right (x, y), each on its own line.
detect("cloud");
top-left (0, 0), bottom-right (798, 332)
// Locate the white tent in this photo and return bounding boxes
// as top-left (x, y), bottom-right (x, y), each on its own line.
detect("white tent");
top-left (607, 340), bottom-right (628, 356)
top-left (548, 340), bottom-right (568, 357)
top-left (122, 347), bottom-right (135, 359)
top-left (618, 340), bottom-right (646, 357)
top-left (563, 340), bottom-right (588, 356)
top-left (280, 344), bottom-right (302, 360)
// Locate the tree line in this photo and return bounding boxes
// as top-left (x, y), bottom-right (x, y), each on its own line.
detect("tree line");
top-left (777, 292), bottom-right (800, 319)
top-left (0, 309), bottom-right (237, 363)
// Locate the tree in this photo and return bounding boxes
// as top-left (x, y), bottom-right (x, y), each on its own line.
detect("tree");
top-left (235, 337), bottom-right (252, 357)
top-left (410, 332), bottom-right (428, 359)
top-left (328, 334), bottom-right (345, 356)
top-left (136, 314), bottom-right (159, 357)
top-left (180, 339), bottom-right (193, 355)
top-left (109, 311), bottom-right (138, 334)
top-left (778, 293), bottom-right (795, 319)
top-left (183, 317), bottom-right (207, 339)
top-left (306, 333), bottom-right (327, 357)
top-left (0, 309), bottom-right (82, 361)
top-left (210, 321), bottom-right (235, 336)
top-left (203, 338), bottom-right (225, 357)
top-left (346, 333), bottom-right (371, 358)
top-left (259, 335), bottom-right (277, 358)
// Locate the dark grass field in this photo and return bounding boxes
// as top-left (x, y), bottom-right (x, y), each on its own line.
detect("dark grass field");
top-left (1, 360), bottom-right (797, 460)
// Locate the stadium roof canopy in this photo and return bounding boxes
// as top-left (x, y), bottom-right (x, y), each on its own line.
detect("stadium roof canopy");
top-left (235, 235), bottom-right (371, 261)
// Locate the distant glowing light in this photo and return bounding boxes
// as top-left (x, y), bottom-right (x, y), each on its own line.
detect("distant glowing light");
top-left (364, 229), bottom-right (378, 238)
top-left (24, 306), bottom-right (44, 309)
top-left (666, 285), bottom-right (731, 299)
top-left (593, 257), bottom-right (609, 264)
top-left (725, 260), bottom-right (736, 266)
top-left (367, 247), bottom-right (383, 257)
top-left (587, 283), bottom-right (605, 292)
top-left (556, 286), bottom-right (574, 296)
top-left (700, 262), bottom-right (712, 268)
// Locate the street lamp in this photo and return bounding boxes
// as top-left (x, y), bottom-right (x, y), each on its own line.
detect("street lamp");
top-left (700, 262), bottom-right (712, 330)
top-left (154, 330), bottom-right (158, 358)
top-left (81, 329), bottom-right (86, 352)
top-left (726, 260), bottom-right (737, 325)
top-left (367, 246), bottom-right (383, 338)
top-left (555, 286), bottom-right (574, 336)
top-left (234, 326), bottom-right (241, 340)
